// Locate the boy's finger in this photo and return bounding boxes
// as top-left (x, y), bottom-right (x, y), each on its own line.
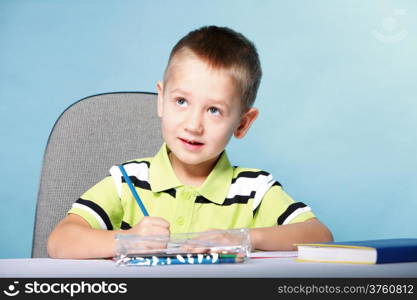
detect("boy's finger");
top-left (135, 217), bottom-right (170, 231)
top-left (148, 217), bottom-right (170, 228)
top-left (143, 226), bottom-right (170, 237)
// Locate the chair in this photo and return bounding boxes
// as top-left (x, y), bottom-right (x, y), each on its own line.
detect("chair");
top-left (31, 92), bottom-right (162, 257)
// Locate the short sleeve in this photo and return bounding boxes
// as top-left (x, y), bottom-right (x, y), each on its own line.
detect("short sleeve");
top-left (67, 175), bottom-right (124, 230)
top-left (251, 183), bottom-right (316, 228)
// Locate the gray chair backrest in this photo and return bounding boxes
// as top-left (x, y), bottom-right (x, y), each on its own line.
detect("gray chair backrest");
top-left (32, 92), bottom-right (162, 257)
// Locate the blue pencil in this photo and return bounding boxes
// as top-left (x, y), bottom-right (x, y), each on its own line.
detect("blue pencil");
top-left (118, 165), bottom-right (149, 216)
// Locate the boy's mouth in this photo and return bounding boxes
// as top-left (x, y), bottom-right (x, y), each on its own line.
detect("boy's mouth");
top-left (179, 138), bottom-right (204, 146)
top-left (178, 138), bottom-right (205, 151)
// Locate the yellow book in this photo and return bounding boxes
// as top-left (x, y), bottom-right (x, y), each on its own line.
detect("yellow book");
top-left (295, 238), bottom-right (417, 264)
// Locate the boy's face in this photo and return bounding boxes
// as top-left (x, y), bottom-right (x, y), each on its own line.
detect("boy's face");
top-left (157, 51), bottom-right (258, 168)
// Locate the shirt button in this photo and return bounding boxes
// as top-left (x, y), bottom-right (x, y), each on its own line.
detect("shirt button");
top-left (177, 216), bottom-right (185, 226)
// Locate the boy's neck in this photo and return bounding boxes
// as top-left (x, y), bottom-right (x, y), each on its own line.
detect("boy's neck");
top-left (168, 152), bottom-right (219, 187)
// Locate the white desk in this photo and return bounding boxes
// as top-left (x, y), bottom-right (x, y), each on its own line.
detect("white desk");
top-left (1, 253), bottom-right (416, 278)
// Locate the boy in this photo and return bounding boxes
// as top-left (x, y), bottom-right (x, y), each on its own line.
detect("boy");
top-left (48, 26), bottom-right (332, 259)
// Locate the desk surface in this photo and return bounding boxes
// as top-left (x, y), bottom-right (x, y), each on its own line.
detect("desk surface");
top-left (1, 253), bottom-right (417, 278)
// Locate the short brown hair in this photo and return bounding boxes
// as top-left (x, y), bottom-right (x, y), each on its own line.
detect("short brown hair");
top-left (163, 26), bottom-right (262, 111)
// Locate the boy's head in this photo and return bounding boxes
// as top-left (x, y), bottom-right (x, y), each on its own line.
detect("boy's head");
top-left (157, 26), bottom-right (261, 170)
top-left (163, 25), bottom-right (262, 112)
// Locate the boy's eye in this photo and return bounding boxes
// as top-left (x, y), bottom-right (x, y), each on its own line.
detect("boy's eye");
top-left (208, 107), bottom-right (221, 116)
top-left (176, 98), bottom-right (187, 107)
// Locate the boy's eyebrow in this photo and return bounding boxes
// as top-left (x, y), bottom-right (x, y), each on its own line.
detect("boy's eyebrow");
top-left (170, 88), bottom-right (191, 96)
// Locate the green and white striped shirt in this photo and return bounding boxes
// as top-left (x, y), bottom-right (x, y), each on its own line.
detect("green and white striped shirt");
top-left (68, 143), bottom-right (315, 233)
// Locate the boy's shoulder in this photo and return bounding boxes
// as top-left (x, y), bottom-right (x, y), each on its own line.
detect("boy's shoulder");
top-left (108, 156), bottom-right (154, 178)
top-left (231, 165), bottom-right (282, 188)
top-left (231, 165), bottom-right (271, 177)
top-left (122, 156), bottom-right (153, 165)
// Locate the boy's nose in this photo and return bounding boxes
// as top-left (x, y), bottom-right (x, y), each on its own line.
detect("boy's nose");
top-left (184, 111), bottom-right (204, 135)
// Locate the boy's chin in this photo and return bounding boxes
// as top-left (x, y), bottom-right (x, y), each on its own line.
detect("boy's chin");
top-left (171, 151), bottom-right (218, 167)
top-left (175, 155), bottom-right (210, 166)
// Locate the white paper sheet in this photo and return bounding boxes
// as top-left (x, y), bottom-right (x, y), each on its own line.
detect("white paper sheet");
top-left (250, 251), bottom-right (298, 258)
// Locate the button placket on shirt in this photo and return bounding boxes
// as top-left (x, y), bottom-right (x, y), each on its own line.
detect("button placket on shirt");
top-left (175, 187), bottom-right (196, 231)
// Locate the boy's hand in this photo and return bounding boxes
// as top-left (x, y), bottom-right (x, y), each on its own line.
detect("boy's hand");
top-left (126, 217), bottom-right (170, 251)
top-left (130, 217), bottom-right (170, 237)
top-left (202, 228), bottom-right (243, 249)
top-left (181, 228), bottom-right (242, 253)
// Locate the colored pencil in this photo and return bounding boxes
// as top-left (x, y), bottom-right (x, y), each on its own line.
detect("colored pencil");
top-left (123, 253), bottom-right (244, 266)
top-left (119, 165), bottom-right (149, 216)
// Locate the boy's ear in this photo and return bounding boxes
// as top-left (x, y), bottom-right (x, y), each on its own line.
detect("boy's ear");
top-left (234, 107), bottom-right (259, 139)
top-left (156, 81), bottom-right (164, 118)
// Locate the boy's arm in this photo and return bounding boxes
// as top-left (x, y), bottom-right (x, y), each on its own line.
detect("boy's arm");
top-left (249, 218), bottom-right (333, 251)
top-left (47, 214), bottom-right (170, 259)
top-left (47, 214), bottom-right (121, 259)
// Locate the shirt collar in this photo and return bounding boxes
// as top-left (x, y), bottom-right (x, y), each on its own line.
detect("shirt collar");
top-left (149, 143), bottom-right (183, 192)
top-left (149, 143), bottom-right (233, 205)
top-left (195, 151), bottom-right (233, 205)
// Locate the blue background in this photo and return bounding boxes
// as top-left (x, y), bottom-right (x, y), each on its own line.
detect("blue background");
top-left (1, 0), bottom-right (416, 258)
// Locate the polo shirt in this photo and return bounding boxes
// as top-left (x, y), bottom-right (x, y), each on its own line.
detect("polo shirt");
top-left (68, 143), bottom-right (315, 233)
